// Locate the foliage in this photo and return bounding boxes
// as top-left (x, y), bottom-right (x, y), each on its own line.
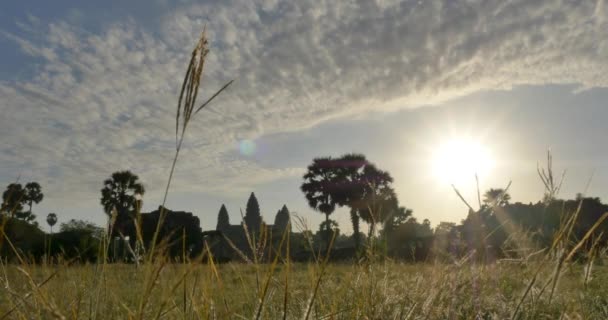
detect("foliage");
top-left (100, 170), bottom-right (145, 231)
top-left (46, 213), bottom-right (58, 232)
top-left (23, 182), bottom-right (44, 214)
top-left (1, 182), bottom-right (43, 224)
top-left (14, 210), bottom-right (37, 225)
top-left (302, 153), bottom-right (399, 249)
top-left (354, 163), bottom-right (396, 237)
top-left (483, 188), bottom-right (511, 207)
top-left (1, 183), bottom-right (25, 216)
top-left (60, 219), bottom-right (105, 238)
top-left (301, 157), bottom-right (340, 248)
top-left (0, 215), bottom-right (45, 261)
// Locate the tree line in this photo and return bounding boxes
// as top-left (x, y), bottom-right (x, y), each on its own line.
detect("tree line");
top-left (2, 154), bottom-right (608, 263)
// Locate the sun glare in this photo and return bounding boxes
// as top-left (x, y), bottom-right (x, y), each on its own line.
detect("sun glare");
top-left (431, 138), bottom-right (495, 185)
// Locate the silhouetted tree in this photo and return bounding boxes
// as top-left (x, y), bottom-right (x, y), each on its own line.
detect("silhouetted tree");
top-left (355, 164), bottom-right (395, 238)
top-left (46, 213), bottom-right (58, 234)
top-left (316, 219), bottom-right (339, 248)
top-left (331, 154), bottom-right (398, 247)
top-left (100, 171), bottom-right (145, 234)
top-left (49, 219), bottom-right (104, 262)
top-left (274, 204), bottom-right (291, 232)
top-left (331, 154), bottom-right (368, 250)
top-left (14, 210), bottom-right (37, 225)
top-left (302, 153), bottom-right (402, 250)
top-left (483, 188), bottom-right (511, 207)
top-left (301, 157), bottom-right (339, 250)
top-left (0, 217), bottom-right (45, 262)
top-left (244, 192), bottom-right (262, 232)
top-left (216, 204), bottom-right (230, 231)
top-left (2, 183), bottom-right (25, 218)
top-left (382, 205), bottom-right (413, 236)
top-left (23, 182), bottom-right (43, 215)
top-left (60, 219), bottom-right (104, 239)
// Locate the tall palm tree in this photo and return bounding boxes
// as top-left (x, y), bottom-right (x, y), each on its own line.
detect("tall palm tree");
top-left (46, 213), bottom-right (57, 234)
top-left (45, 212), bottom-right (58, 260)
top-left (331, 154), bottom-right (368, 250)
top-left (301, 157), bottom-right (339, 250)
top-left (100, 171), bottom-right (145, 233)
top-left (483, 188), bottom-right (511, 207)
top-left (24, 182), bottom-right (44, 215)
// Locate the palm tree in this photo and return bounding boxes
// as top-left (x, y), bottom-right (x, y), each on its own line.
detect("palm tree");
top-left (46, 213), bottom-right (58, 234)
top-left (100, 171), bottom-right (145, 233)
top-left (331, 154), bottom-right (368, 250)
top-left (301, 157), bottom-right (339, 250)
top-left (23, 182), bottom-right (44, 215)
top-left (45, 212), bottom-right (58, 260)
top-left (483, 188), bottom-right (511, 207)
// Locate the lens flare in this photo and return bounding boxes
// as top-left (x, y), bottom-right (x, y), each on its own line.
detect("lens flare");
top-left (239, 139), bottom-right (256, 156)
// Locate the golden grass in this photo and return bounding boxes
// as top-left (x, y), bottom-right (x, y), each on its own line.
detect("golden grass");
top-left (1, 260), bottom-right (607, 319)
top-left (2, 28), bottom-right (608, 320)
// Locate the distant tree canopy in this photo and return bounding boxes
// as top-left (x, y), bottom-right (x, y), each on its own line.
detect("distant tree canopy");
top-left (317, 219), bottom-right (340, 242)
top-left (2, 183), bottom-right (25, 216)
top-left (100, 170), bottom-right (145, 232)
top-left (61, 219), bottom-right (104, 237)
top-left (483, 188), bottom-right (511, 207)
top-left (1, 182), bottom-right (44, 224)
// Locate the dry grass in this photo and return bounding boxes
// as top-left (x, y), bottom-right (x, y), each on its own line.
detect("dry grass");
top-left (1, 260), bottom-right (607, 319)
top-left (2, 29), bottom-right (608, 320)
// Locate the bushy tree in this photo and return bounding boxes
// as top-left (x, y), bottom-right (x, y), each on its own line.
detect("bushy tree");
top-left (354, 164), bottom-right (395, 238)
top-left (2, 182), bottom-right (42, 224)
top-left (216, 204), bottom-right (230, 231)
top-left (483, 188), bottom-right (511, 207)
top-left (2, 183), bottom-right (25, 218)
top-left (316, 219), bottom-right (340, 248)
top-left (60, 219), bottom-right (105, 239)
top-left (15, 210), bottom-right (37, 225)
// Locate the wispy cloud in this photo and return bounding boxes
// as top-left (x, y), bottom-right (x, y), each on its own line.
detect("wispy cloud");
top-left (1, 0), bottom-right (607, 202)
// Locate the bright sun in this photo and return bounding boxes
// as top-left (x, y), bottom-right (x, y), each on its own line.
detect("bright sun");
top-left (431, 138), bottom-right (495, 185)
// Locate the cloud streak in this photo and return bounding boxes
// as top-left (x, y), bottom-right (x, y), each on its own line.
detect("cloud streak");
top-left (1, 0), bottom-right (607, 204)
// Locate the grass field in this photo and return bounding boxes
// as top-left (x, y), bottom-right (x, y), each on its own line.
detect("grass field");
top-left (2, 28), bottom-right (607, 320)
top-left (1, 258), bottom-right (607, 319)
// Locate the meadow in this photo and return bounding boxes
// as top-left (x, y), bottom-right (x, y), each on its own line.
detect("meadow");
top-left (2, 29), bottom-right (608, 320)
top-left (1, 258), bottom-right (607, 319)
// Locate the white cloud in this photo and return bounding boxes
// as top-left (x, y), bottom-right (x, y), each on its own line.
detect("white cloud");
top-left (1, 0), bottom-right (607, 206)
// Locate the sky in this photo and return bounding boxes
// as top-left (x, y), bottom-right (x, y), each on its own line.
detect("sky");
top-left (1, 0), bottom-right (608, 233)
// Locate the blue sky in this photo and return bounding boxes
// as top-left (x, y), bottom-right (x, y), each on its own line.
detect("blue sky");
top-left (1, 0), bottom-right (608, 232)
